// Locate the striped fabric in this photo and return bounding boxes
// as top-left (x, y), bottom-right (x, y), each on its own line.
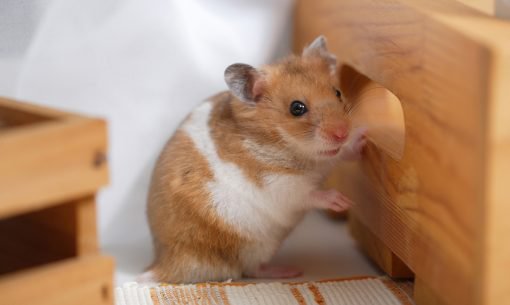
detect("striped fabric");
top-left (115, 277), bottom-right (414, 305)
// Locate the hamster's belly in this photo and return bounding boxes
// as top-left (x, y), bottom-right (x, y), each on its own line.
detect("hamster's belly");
top-left (207, 172), bottom-right (312, 271)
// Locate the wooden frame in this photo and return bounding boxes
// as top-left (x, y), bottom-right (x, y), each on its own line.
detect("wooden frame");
top-left (0, 99), bottom-right (108, 217)
top-left (0, 97), bottom-right (112, 305)
top-left (294, 1), bottom-right (510, 305)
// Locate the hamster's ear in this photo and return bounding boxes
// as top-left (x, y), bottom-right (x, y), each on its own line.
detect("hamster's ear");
top-left (224, 63), bottom-right (265, 103)
top-left (302, 35), bottom-right (337, 73)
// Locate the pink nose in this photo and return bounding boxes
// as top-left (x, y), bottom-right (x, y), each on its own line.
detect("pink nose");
top-left (333, 129), bottom-right (349, 142)
top-left (331, 123), bottom-right (349, 142)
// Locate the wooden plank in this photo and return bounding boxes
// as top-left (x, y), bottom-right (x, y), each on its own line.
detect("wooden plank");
top-left (0, 105), bottom-right (50, 129)
top-left (0, 117), bottom-right (109, 219)
top-left (294, 1), bottom-right (510, 305)
top-left (350, 215), bottom-right (414, 279)
top-left (0, 255), bottom-right (113, 305)
top-left (0, 97), bottom-right (79, 124)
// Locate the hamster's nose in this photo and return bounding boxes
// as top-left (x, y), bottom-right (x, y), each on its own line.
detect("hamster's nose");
top-left (332, 123), bottom-right (350, 142)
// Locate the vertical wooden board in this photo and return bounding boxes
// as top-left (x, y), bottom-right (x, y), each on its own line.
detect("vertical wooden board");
top-left (294, 1), bottom-right (510, 304)
top-left (75, 196), bottom-right (99, 255)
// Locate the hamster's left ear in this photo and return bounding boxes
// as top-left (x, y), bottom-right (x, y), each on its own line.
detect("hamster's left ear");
top-left (224, 63), bottom-right (265, 103)
top-left (302, 35), bottom-right (337, 74)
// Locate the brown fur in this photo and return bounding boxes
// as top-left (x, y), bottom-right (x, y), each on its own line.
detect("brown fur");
top-left (208, 92), bottom-right (304, 186)
top-left (147, 129), bottom-right (245, 282)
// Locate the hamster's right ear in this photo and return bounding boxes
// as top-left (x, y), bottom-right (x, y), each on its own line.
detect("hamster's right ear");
top-left (303, 35), bottom-right (337, 74)
top-left (224, 63), bottom-right (265, 103)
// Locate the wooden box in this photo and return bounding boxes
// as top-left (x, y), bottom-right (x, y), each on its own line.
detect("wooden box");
top-left (294, 1), bottom-right (510, 305)
top-left (0, 97), bottom-right (113, 305)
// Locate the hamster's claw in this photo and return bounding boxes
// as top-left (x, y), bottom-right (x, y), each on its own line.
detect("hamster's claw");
top-left (310, 189), bottom-right (353, 212)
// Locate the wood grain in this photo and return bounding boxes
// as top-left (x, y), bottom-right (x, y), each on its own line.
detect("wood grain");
top-left (350, 215), bottom-right (413, 279)
top-left (294, 0), bottom-right (510, 304)
top-left (0, 255), bottom-right (114, 305)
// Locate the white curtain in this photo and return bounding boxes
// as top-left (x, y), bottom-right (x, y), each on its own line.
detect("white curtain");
top-left (0, 0), bottom-right (294, 283)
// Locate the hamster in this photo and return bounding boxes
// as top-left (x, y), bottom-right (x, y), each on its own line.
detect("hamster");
top-left (145, 36), bottom-right (367, 283)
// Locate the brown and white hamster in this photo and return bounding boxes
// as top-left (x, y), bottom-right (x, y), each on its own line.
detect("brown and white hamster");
top-left (144, 36), bottom-right (366, 283)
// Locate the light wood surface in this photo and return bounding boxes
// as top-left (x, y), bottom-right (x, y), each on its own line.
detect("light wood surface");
top-left (294, 0), bottom-right (510, 304)
top-left (0, 255), bottom-right (113, 305)
top-left (0, 98), bottom-right (109, 219)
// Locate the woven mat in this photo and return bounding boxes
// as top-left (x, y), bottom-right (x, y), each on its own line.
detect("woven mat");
top-left (115, 277), bottom-right (414, 305)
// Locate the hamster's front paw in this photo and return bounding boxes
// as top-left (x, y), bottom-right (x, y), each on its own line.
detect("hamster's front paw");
top-left (310, 189), bottom-right (353, 212)
top-left (339, 127), bottom-right (368, 161)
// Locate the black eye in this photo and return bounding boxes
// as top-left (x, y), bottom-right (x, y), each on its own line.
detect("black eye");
top-left (289, 100), bottom-right (307, 117)
top-left (335, 89), bottom-right (342, 98)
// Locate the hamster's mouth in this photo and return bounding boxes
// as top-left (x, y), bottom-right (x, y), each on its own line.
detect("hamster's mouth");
top-left (318, 147), bottom-right (341, 157)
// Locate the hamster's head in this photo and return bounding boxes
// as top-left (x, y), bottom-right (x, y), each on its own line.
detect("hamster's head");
top-left (224, 35), bottom-right (352, 161)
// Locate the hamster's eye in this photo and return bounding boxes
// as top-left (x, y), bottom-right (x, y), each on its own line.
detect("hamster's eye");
top-left (335, 88), bottom-right (342, 98)
top-left (289, 100), bottom-right (308, 117)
